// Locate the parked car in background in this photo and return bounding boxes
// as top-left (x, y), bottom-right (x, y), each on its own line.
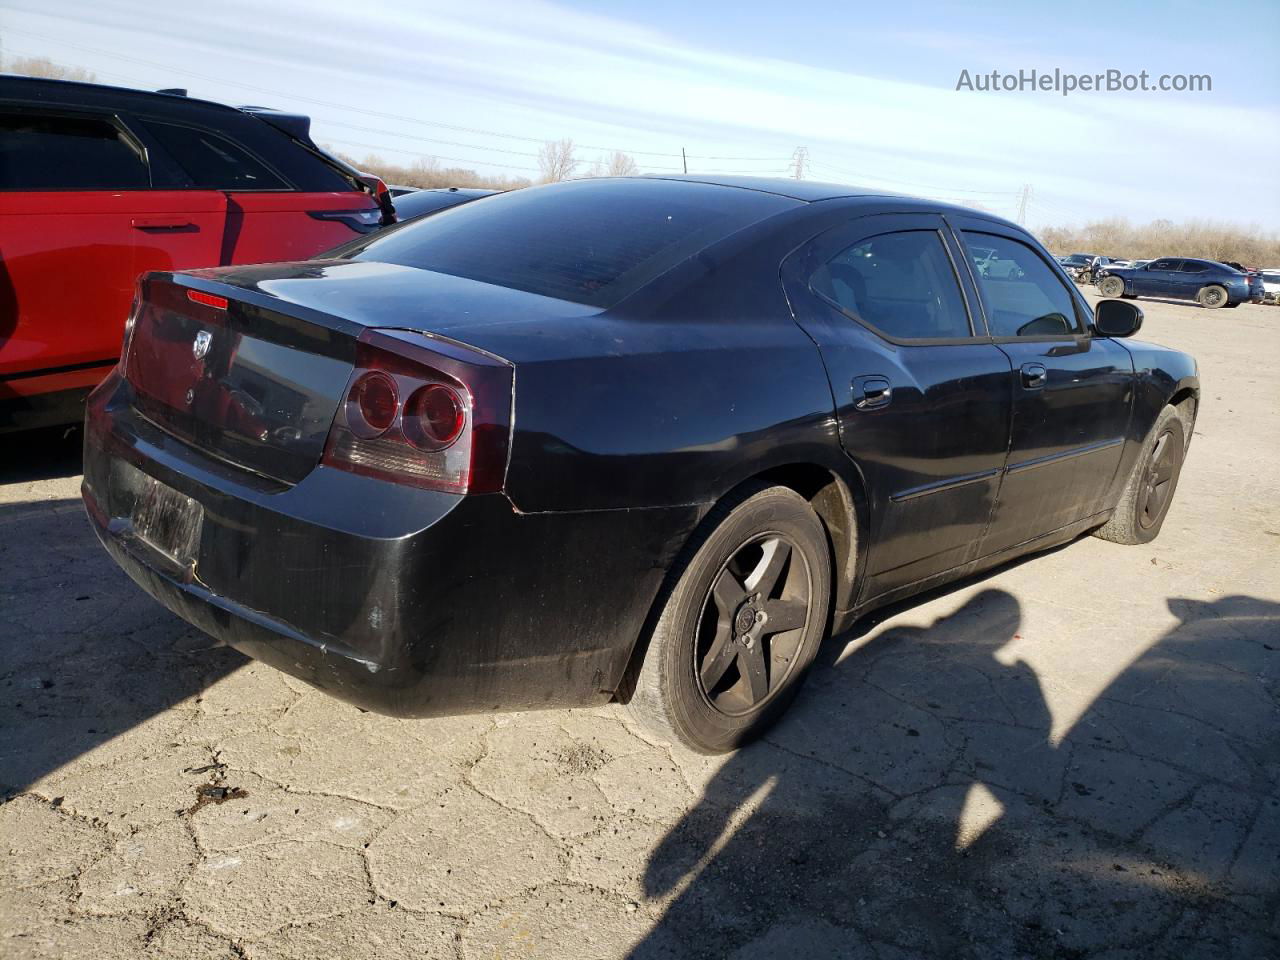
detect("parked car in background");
top-left (1095, 257), bottom-right (1253, 308)
top-left (1259, 270), bottom-right (1280, 303)
top-left (390, 187), bottom-right (498, 223)
top-left (0, 77), bottom-right (391, 433)
top-left (1058, 252), bottom-right (1101, 282)
top-left (82, 175), bottom-right (1198, 753)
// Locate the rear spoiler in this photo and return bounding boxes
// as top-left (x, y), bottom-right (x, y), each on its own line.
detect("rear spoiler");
top-left (237, 105), bottom-right (394, 224)
top-left (238, 106), bottom-right (315, 146)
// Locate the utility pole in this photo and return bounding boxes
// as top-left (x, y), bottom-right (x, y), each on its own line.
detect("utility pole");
top-left (790, 146), bottom-right (809, 180)
top-left (681, 147), bottom-right (687, 174)
top-left (1016, 183), bottom-right (1032, 225)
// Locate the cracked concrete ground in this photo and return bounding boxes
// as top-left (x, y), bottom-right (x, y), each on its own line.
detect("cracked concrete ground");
top-left (2, 295), bottom-right (1278, 959)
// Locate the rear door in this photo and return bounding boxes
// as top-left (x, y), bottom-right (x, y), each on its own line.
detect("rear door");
top-left (952, 222), bottom-right (1132, 554)
top-left (0, 109), bottom-right (224, 392)
top-left (136, 118), bottom-right (379, 264)
top-left (782, 213), bottom-right (1014, 602)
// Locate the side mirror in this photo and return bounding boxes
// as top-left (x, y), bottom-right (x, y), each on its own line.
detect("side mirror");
top-left (1094, 299), bottom-right (1143, 338)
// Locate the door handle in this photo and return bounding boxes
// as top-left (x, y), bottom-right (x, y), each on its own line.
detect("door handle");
top-left (1020, 363), bottom-right (1047, 389)
top-left (853, 376), bottom-right (892, 411)
top-left (131, 217), bottom-right (197, 231)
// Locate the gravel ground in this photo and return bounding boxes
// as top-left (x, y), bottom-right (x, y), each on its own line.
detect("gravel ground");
top-left (2, 295), bottom-right (1277, 959)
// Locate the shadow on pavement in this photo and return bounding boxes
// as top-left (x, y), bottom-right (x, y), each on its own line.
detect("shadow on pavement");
top-left (0, 492), bottom-right (245, 796)
top-left (633, 590), bottom-right (1280, 960)
top-left (0, 424), bottom-right (85, 484)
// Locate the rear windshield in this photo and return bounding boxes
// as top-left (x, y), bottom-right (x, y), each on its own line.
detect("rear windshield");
top-left (347, 178), bottom-right (796, 307)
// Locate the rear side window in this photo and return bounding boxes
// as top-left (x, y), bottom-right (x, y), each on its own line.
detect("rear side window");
top-left (1180, 261), bottom-right (1207, 274)
top-left (0, 112), bottom-right (149, 190)
top-left (963, 232), bottom-right (1081, 338)
top-left (144, 120), bottom-right (287, 190)
top-left (810, 230), bottom-right (971, 340)
top-left (348, 178), bottom-right (796, 307)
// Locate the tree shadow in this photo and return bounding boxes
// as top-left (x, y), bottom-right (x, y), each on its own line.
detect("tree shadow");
top-left (0, 493), bottom-right (246, 796)
top-left (633, 590), bottom-right (1280, 959)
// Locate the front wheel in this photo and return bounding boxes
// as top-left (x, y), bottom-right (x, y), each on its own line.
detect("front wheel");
top-left (1094, 405), bottom-right (1187, 545)
top-left (1099, 276), bottom-right (1126, 298)
top-left (1198, 285), bottom-right (1228, 309)
top-left (626, 484), bottom-right (832, 753)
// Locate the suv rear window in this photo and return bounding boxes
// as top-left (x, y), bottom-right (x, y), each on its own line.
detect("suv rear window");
top-left (347, 178), bottom-right (796, 307)
top-left (0, 112), bottom-right (149, 190)
top-left (144, 120), bottom-right (287, 190)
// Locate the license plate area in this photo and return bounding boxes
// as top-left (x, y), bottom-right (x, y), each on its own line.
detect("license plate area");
top-left (130, 473), bottom-right (203, 568)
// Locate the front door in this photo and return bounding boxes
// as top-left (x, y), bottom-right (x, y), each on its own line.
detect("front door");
top-left (783, 213), bottom-right (1014, 603)
top-left (952, 222), bottom-right (1132, 555)
top-left (1132, 258), bottom-right (1181, 298)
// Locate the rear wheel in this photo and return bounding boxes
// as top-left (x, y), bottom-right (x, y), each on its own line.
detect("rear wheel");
top-left (1094, 405), bottom-right (1187, 545)
top-left (626, 484), bottom-right (831, 753)
top-left (1198, 285), bottom-right (1228, 309)
top-left (1099, 276), bottom-right (1125, 298)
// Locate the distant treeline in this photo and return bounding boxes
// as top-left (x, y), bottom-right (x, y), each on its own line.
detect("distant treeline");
top-left (1040, 218), bottom-right (1280, 267)
top-left (332, 153), bottom-right (533, 192)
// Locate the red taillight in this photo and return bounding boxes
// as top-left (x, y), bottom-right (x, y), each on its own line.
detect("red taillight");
top-left (187, 289), bottom-right (228, 310)
top-left (403, 384), bottom-right (465, 451)
top-left (348, 372), bottom-right (399, 436)
top-left (321, 329), bottom-right (513, 494)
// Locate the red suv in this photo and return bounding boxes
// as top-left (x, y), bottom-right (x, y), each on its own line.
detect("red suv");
top-left (0, 77), bottom-right (391, 432)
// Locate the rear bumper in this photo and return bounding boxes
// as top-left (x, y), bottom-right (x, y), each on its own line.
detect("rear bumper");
top-left (82, 371), bottom-right (702, 717)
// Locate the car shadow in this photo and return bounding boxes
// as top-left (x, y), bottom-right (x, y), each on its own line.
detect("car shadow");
top-left (0, 424), bottom-right (85, 484)
top-left (0, 492), bottom-right (246, 797)
top-left (631, 590), bottom-right (1280, 959)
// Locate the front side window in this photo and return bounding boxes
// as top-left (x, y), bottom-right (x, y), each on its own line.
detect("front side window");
top-left (0, 112), bottom-right (149, 190)
top-left (962, 232), bottom-right (1081, 338)
top-left (144, 121), bottom-right (286, 190)
top-left (1149, 259), bottom-right (1178, 271)
top-left (810, 230), bottom-right (971, 340)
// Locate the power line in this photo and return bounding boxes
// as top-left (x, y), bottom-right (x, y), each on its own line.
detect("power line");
top-left (807, 159), bottom-right (1020, 198)
top-left (4, 28), bottom-right (789, 163)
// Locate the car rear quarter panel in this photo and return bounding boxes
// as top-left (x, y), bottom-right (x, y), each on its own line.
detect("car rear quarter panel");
top-left (1105, 338), bottom-right (1199, 500)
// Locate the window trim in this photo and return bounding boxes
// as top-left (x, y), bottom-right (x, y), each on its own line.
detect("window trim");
top-left (949, 219), bottom-right (1092, 343)
top-left (804, 223), bottom-right (983, 346)
top-left (0, 105), bottom-right (153, 192)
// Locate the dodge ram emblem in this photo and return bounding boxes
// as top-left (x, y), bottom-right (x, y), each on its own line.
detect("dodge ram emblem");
top-left (192, 330), bottom-right (213, 360)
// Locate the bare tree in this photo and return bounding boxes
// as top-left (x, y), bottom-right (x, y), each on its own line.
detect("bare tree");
top-left (606, 150), bottom-right (639, 177)
top-left (1, 55), bottom-right (96, 83)
top-left (538, 138), bottom-right (579, 183)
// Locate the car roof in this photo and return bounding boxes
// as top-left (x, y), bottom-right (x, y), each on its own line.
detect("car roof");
top-left (641, 174), bottom-right (884, 201)
top-left (0, 75), bottom-right (247, 118)
top-left (638, 174), bottom-right (1024, 228)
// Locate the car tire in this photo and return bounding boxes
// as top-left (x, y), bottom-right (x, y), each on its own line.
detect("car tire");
top-left (625, 483), bottom-right (832, 754)
top-left (1197, 285), bottom-right (1228, 309)
top-left (1093, 405), bottom-right (1188, 545)
top-left (1099, 276), bottom-right (1125, 298)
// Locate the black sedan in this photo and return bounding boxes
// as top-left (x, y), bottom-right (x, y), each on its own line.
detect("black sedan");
top-left (390, 186), bottom-right (498, 223)
top-left (82, 176), bottom-right (1199, 753)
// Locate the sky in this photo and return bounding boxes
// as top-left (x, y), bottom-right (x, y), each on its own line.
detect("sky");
top-left (2, 0), bottom-right (1278, 228)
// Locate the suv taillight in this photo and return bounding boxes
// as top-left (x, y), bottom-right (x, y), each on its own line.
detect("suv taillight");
top-left (356, 173), bottom-right (397, 226)
top-left (321, 329), bottom-right (514, 494)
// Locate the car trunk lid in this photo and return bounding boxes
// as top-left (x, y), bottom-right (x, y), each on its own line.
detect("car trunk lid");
top-left (125, 275), bottom-right (363, 485)
top-left (123, 262), bottom-right (596, 485)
